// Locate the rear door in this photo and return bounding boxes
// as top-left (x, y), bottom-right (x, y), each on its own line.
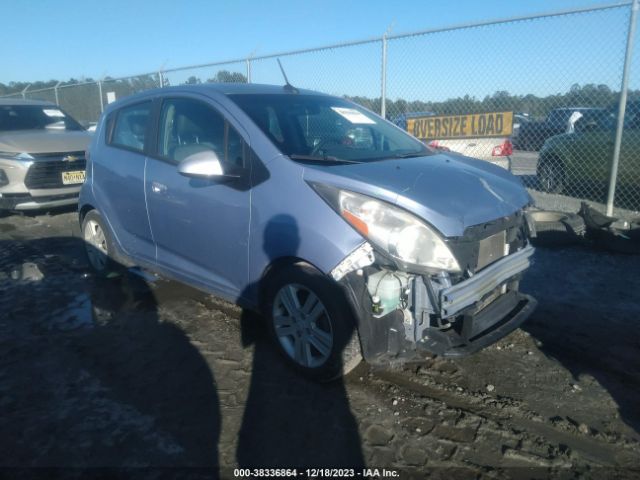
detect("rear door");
top-left (92, 100), bottom-right (155, 263)
top-left (144, 95), bottom-right (251, 299)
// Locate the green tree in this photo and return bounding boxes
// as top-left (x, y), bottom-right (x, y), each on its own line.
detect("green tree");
top-left (207, 70), bottom-right (247, 83)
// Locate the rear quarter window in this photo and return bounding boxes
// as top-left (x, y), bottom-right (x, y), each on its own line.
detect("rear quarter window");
top-left (109, 102), bottom-right (152, 152)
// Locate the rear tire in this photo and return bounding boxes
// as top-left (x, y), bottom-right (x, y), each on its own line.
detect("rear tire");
top-left (81, 210), bottom-right (121, 277)
top-left (264, 263), bottom-right (362, 382)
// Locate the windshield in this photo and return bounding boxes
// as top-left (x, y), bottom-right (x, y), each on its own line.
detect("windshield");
top-left (229, 94), bottom-right (430, 163)
top-left (0, 105), bottom-right (84, 132)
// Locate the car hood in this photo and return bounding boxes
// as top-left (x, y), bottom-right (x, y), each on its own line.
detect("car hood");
top-left (302, 153), bottom-right (532, 238)
top-left (0, 130), bottom-right (91, 154)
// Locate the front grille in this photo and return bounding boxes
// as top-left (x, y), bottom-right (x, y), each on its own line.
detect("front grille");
top-left (24, 151), bottom-right (86, 189)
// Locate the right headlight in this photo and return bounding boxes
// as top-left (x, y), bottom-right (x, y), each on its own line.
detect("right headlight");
top-left (311, 183), bottom-right (461, 273)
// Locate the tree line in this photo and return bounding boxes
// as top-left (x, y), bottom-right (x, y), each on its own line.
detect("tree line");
top-left (1, 73), bottom-right (634, 124)
top-left (348, 83), bottom-right (639, 121)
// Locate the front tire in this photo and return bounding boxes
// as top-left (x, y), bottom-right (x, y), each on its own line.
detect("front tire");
top-left (82, 210), bottom-right (120, 277)
top-left (264, 263), bottom-right (362, 381)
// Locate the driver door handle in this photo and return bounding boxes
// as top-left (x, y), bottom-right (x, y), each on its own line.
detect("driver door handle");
top-left (151, 181), bottom-right (167, 194)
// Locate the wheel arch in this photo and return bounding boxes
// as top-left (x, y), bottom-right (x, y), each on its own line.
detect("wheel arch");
top-left (256, 256), bottom-right (324, 312)
top-left (79, 203), bottom-right (95, 225)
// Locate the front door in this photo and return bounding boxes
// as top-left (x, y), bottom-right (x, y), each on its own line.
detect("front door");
top-left (145, 95), bottom-right (251, 299)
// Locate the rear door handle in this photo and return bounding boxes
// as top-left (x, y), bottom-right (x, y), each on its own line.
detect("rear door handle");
top-left (151, 181), bottom-right (167, 194)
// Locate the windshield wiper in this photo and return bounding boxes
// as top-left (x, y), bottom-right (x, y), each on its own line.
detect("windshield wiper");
top-left (288, 154), bottom-right (362, 164)
top-left (390, 151), bottom-right (431, 159)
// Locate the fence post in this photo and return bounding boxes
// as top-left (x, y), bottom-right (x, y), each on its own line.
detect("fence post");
top-left (21, 84), bottom-right (31, 100)
top-left (606, 0), bottom-right (639, 216)
top-left (158, 71), bottom-right (165, 88)
top-left (54, 81), bottom-right (61, 105)
top-left (381, 34), bottom-right (387, 118)
top-left (97, 80), bottom-right (104, 113)
top-left (246, 58), bottom-right (252, 83)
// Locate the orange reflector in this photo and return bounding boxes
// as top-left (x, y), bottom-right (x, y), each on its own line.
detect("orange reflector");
top-left (342, 210), bottom-right (369, 236)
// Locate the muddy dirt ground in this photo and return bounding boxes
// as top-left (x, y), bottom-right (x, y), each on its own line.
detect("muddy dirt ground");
top-left (1, 208), bottom-right (639, 479)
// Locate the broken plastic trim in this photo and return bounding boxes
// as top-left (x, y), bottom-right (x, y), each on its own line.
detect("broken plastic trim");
top-left (330, 242), bottom-right (375, 281)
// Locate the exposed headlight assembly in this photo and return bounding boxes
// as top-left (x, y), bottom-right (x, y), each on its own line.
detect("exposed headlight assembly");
top-left (311, 183), bottom-right (461, 273)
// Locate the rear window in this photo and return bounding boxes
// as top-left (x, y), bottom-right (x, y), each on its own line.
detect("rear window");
top-left (0, 105), bottom-right (84, 132)
top-left (110, 102), bottom-right (152, 152)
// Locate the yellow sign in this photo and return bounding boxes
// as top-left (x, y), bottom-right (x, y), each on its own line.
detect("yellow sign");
top-left (407, 111), bottom-right (513, 140)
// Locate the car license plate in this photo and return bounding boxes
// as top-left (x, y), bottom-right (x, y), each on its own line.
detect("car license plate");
top-left (61, 170), bottom-right (85, 185)
top-left (477, 230), bottom-right (506, 270)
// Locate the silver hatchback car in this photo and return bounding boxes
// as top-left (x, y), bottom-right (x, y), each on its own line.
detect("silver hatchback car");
top-left (80, 84), bottom-right (537, 381)
top-left (0, 99), bottom-right (91, 212)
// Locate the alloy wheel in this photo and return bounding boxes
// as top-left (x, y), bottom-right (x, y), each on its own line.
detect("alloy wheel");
top-left (272, 284), bottom-right (334, 368)
top-left (84, 219), bottom-right (108, 271)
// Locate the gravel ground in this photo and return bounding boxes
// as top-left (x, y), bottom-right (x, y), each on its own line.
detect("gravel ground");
top-left (1, 209), bottom-right (639, 479)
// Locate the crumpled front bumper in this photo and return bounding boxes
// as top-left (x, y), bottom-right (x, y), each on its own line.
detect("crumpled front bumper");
top-left (338, 244), bottom-right (537, 364)
top-left (439, 245), bottom-right (534, 318)
top-left (419, 291), bottom-right (537, 357)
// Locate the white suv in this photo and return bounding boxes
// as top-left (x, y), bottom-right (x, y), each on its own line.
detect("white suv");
top-left (0, 99), bottom-right (91, 212)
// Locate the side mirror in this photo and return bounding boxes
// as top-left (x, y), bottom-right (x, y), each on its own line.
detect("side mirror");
top-left (177, 150), bottom-right (226, 178)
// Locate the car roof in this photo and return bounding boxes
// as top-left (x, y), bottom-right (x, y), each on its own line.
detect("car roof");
top-left (198, 83), bottom-right (327, 96)
top-left (103, 83), bottom-right (333, 113)
top-left (0, 98), bottom-right (56, 106)
top-left (105, 83), bottom-right (330, 113)
top-left (147, 83), bottom-right (328, 97)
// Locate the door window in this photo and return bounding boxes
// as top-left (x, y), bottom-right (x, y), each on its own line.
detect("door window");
top-left (110, 102), bottom-right (152, 152)
top-left (158, 98), bottom-right (245, 168)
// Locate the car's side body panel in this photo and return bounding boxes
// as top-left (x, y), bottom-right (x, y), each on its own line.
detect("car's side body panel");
top-left (243, 154), bottom-right (366, 307)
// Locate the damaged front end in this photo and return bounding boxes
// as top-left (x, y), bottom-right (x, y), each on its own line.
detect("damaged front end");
top-left (332, 209), bottom-right (538, 364)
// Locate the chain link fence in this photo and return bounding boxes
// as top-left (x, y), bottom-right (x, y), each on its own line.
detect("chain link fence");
top-left (3, 1), bottom-right (639, 219)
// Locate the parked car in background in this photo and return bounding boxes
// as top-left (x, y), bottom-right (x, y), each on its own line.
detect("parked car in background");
top-left (397, 111), bottom-right (515, 170)
top-left (537, 105), bottom-right (639, 195)
top-left (80, 84), bottom-right (537, 381)
top-left (0, 99), bottom-right (91, 212)
top-left (516, 107), bottom-right (606, 152)
top-left (511, 113), bottom-right (530, 141)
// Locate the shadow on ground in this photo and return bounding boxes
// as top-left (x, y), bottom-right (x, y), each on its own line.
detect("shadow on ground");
top-left (1, 236), bottom-right (221, 470)
top-left (521, 245), bottom-right (640, 436)
top-left (0, 231), bottom-right (366, 471)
